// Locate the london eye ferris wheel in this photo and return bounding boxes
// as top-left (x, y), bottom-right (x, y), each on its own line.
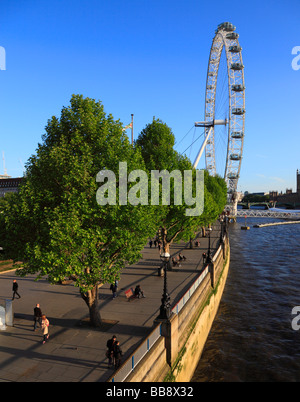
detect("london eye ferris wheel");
top-left (193, 22), bottom-right (245, 197)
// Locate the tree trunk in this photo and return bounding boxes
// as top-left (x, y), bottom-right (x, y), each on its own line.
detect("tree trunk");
top-left (80, 284), bottom-right (102, 327)
top-left (161, 227), bottom-right (172, 270)
top-left (161, 227), bottom-right (170, 255)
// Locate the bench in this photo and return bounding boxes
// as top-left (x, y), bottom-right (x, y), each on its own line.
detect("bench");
top-left (125, 288), bottom-right (137, 301)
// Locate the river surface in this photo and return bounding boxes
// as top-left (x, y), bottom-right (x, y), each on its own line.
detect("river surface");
top-left (191, 217), bottom-right (300, 382)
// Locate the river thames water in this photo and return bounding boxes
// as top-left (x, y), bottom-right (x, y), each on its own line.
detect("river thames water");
top-left (191, 217), bottom-right (300, 382)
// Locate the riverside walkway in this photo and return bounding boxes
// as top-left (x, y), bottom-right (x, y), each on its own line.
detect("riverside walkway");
top-left (0, 225), bottom-right (221, 382)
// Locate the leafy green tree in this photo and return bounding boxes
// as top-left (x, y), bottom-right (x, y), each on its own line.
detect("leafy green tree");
top-left (135, 118), bottom-right (181, 171)
top-left (0, 95), bottom-right (156, 326)
top-left (135, 119), bottom-right (227, 256)
top-left (204, 171), bottom-right (228, 220)
top-left (242, 193), bottom-right (269, 203)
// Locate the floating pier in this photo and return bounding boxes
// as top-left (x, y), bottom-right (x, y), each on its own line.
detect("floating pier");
top-left (253, 221), bottom-right (300, 228)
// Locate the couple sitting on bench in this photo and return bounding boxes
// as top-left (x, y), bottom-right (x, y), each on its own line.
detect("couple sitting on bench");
top-left (172, 253), bottom-right (186, 267)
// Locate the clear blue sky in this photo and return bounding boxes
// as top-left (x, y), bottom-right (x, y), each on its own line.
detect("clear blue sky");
top-left (0, 0), bottom-right (299, 194)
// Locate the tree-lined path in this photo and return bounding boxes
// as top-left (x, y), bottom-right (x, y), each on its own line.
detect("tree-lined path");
top-left (0, 226), bottom-right (220, 382)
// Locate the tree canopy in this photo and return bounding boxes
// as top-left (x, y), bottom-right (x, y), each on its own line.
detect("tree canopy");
top-left (0, 95), bottom-right (157, 326)
top-left (0, 99), bottom-right (228, 326)
top-left (135, 118), bottom-right (228, 254)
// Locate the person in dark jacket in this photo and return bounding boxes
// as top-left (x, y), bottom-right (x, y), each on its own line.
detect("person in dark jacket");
top-left (134, 285), bottom-right (145, 298)
top-left (12, 280), bottom-right (21, 300)
top-left (179, 252), bottom-right (186, 261)
top-left (33, 303), bottom-right (42, 331)
top-left (106, 335), bottom-right (117, 367)
top-left (113, 341), bottom-right (123, 369)
top-left (110, 282), bottom-right (117, 298)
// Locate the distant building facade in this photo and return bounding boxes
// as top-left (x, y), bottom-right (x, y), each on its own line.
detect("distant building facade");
top-left (269, 170), bottom-right (300, 208)
top-left (0, 176), bottom-right (24, 198)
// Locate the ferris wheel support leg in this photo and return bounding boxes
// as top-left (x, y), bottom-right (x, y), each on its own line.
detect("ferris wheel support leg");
top-left (231, 198), bottom-right (238, 217)
top-left (193, 127), bottom-right (213, 169)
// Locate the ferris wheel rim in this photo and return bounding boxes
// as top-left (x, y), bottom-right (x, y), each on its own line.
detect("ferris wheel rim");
top-left (204, 22), bottom-right (245, 194)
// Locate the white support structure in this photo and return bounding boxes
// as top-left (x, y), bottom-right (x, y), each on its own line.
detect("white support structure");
top-left (193, 119), bottom-right (228, 169)
top-left (193, 127), bottom-right (213, 169)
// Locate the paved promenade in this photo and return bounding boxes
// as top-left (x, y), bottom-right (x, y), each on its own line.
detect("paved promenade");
top-left (0, 226), bottom-right (221, 382)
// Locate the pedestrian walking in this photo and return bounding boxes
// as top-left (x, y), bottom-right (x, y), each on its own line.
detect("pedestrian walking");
top-left (106, 335), bottom-right (117, 367)
top-left (113, 340), bottom-right (123, 369)
top-left (33, 303), bottom-right (42, 331)
top-left (12, 279), bottom-right (21, 300)
top-left (110, 282), bottom-right (118, 299)
top-left (41, 314), bottom-right (50, 344)
top-left (149, 239), bottom-right (153, 248)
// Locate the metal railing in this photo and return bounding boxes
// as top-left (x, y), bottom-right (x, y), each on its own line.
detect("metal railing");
top-left (110, 323), bottom-right (162, 382)
top-left (236, 209), bottom-right (300, 219)
top-left (171, 265), bottom-right (209, 315)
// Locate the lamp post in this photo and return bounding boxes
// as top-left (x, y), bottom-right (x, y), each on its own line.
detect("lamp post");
top-left (158, 251), bottom-right (171, 320)
top-left (219, 216), bottom-right (224, 244)
top-left (207, 226), bottom-right (213, 263)
top-left (131, 114), bottom-right (134, 144)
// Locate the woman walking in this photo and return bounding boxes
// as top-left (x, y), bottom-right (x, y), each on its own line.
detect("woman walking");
top-left (41, 314), bottom-right (50, 344)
